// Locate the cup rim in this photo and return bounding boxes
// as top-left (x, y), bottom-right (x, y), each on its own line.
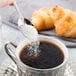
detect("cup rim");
top-left (16, 35), bottom-right (69, 71)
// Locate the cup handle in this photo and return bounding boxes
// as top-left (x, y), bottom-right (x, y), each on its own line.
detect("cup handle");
top-left (4, 41), bottom-right (17, 64)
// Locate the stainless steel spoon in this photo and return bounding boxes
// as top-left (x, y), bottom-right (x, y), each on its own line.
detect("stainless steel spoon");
top-left (13, 1), bottom-right (38, 41)
top-left (13, 1), bottom-right (39, 56)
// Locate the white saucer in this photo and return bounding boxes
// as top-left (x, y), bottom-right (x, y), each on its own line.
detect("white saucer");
top-left (0, 58), bottom-right (76, 76)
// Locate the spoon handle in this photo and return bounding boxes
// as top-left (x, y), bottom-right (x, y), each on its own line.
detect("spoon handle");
top-left (13, 1), bottom-right (23, 18)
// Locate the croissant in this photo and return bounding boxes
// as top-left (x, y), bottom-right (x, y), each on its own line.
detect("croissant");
top-left (54, 10), bottom-right (76, 38)
top-left (31, 5), bottom-right (76, 38)
top-left (51, 5), bottom-right (66, 23)
top-left (31, 7), bottom-right (54, 31)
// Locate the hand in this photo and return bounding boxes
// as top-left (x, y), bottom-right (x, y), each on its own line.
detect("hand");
top-left (0, 0), bottom-right (14, 7)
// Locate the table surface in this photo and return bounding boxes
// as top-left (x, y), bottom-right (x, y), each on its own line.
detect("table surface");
top-left (0, 23), bottom-right (76, 64)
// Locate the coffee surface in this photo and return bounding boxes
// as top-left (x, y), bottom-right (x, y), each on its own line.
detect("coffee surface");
top-left (19, 41), bottom-right (64, 69)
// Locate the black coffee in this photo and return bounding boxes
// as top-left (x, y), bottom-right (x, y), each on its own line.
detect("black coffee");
top-left (19, 41), bottom-right (64, 69)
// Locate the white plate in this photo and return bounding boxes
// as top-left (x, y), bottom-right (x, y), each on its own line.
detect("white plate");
top-left (39, 31), bottom-right (76, 48)
top-left (0, 57), bottom-right (76, 76)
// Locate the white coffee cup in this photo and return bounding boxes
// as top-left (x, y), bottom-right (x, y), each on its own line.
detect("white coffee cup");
top-left (5, 35), bottom-right (69, 76)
